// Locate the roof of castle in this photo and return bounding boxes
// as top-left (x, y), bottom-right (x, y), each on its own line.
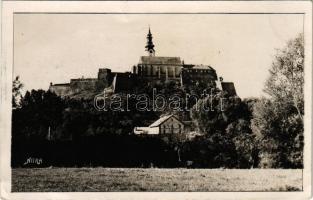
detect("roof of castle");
top-left (51, 83), bottom-right (70, 86)
top-left (70, 78), bottom-right (98, 81)
top-left (192, 64), bottom-right (214, 70)
top-left (139, 56), bottom-right (182, 65)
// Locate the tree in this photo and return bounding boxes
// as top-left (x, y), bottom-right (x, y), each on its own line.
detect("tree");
top-left (252, 34), bottom-right (304, 168)
top-left (13, 89), bottom-right (65, 140)
top-left (190, 91), bottom-right (255, 168)
top-left (191, 91), bottom-right (244, 136)
top-left (164, 133), bottom-right (188, 164)
top-left (226, 119), bottom-right (259, 168)
top-left (264, 33), bottom-right (304, 120)
top-left (12, 76), bottom-right (24, 109)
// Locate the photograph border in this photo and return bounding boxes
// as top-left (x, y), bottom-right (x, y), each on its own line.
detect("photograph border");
top-left (1, 1), bottom-right (312, 200)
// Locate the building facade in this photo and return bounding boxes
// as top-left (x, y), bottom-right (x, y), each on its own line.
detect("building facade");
top-left (132, 56), bottom-right (183, 84)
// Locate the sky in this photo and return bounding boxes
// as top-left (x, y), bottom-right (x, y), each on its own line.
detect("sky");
top-left (14, 14), bottom-right (303, 98)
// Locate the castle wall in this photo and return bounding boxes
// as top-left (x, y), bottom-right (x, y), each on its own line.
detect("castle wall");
top-left (49, 54), bottom-right (233, 98)
top-left (112, 73), bottom-right (135, 93)
top-left (49, 84), bottom-right (71, 97)
top-left (221, 82), bottom-right (237, 96)
top-left (97, 68), bottom-right (114, 90)
top-left (133, 56), bottom-right (183, 81)
top-left (48, 27), bottom-right (235, 97)
top-left (98, 68), bottom-right (111, 81)
top-left (181, 65), bottom-right (218, 87)
top-left (70, 78), bottom-right (98, 93)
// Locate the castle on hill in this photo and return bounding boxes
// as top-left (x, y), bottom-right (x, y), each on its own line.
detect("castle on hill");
top-left (49, 28), bottom-right (237, 97)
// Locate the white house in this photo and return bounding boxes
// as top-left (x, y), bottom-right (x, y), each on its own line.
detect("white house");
top-left (134, 115), bottom-right (184, 135)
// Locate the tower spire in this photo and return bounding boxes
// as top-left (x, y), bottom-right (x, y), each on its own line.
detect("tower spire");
top-left (145, 27), bottom-right (155, 56)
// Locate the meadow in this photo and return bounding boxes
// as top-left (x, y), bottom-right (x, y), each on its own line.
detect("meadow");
top-left (11, 168), bottom-right (302, 192)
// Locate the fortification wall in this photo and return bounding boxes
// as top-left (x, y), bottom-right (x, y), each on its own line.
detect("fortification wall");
top-left (97, 68), bottom-right (115, 90)
top-left (70, 78), bottom-right (98, 93)
top-left (49, 84), bottom-right (71, 97)
top-left (181, 67), bottom-right (218, 87)
top-left (134, 64), bottom-right (182, 79)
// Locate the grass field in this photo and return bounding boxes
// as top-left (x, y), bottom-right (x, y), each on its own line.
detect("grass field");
top-left (11, 168), bottom-right (302, 192)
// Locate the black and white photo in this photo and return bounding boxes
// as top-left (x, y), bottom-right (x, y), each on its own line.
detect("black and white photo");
top-left (0, 1), bottom-right (312, 200)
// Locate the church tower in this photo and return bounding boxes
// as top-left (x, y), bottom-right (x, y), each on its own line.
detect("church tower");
top-left (145, 27), bottom-right (155, 56)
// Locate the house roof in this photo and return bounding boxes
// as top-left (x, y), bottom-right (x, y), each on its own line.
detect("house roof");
top-left (149, 114), bottom-right (182, 128)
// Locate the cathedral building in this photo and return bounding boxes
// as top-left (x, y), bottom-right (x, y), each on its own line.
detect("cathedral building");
top-left (49, 28), bottom-right (236, 97)
top-left (132, 28), bottom-right (182, 84)
top-left (132, 28), bottom-right (218, 88)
